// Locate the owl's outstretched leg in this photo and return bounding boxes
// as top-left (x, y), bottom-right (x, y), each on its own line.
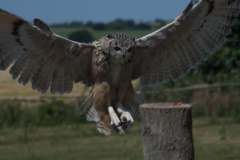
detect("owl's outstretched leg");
top-left (117, 103), bottom-right (134, 130)
top-left (108, 105), bottom-right (125, 134)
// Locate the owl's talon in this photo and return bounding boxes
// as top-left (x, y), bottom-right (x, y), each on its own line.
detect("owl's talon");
top-left (118, 126), bottom-right (125, 135)
top-left (110, 123), bottom-right (125, 134)
top-left (127, 122), bottom-right (133, 130)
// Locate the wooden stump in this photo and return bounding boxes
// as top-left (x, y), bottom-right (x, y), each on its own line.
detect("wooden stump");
top-left (140, 103), bottom-right (194, 160)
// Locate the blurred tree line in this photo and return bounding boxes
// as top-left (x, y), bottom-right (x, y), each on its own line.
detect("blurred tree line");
top-left (51, 18), bottom-right (168, 30)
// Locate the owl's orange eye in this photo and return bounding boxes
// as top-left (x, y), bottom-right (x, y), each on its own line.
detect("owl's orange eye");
top-left (128, 47), bottom-right (132, 52)
top-left (114, 47), bottom-right (121, 51)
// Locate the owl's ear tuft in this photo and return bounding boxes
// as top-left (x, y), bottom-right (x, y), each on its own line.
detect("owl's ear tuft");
top-left (34, 18), bottom-right (53, 35)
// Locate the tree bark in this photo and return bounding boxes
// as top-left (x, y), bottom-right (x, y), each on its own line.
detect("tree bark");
top-left (140, 103), bottom-right (194, 160)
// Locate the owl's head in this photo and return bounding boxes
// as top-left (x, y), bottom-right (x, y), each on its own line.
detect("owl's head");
top-left (97, 33), bottom-right (136, 65)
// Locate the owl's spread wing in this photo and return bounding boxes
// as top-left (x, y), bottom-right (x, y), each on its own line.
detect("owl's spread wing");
top-left (0, 9), bottom-right (95, 94)
top-left (133, 0), bottom-right (240, 87)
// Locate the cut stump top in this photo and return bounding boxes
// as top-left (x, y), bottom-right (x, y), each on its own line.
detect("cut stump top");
top-left (140, 103), bottom-right (191, 109)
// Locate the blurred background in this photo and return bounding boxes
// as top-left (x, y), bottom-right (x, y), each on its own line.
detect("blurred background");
top-left (0, 0), bottom-right (240, 160)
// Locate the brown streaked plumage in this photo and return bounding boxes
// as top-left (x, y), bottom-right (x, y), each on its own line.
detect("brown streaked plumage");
top-left (0, 0), bottom-right (240, 135)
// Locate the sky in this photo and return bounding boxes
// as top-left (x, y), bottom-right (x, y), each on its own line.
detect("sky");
top-left (1, 0), bottom-right (192, 24)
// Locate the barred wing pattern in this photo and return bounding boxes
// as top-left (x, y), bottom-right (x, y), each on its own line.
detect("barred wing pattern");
top-left (0, 10), bottom-right (95, 94)
top-left (134, 0), bottom-right (240, 87)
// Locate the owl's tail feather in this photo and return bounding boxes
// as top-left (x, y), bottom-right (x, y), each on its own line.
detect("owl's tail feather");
top-left (79, 92), bottom-right (111, 136)
top-left (128, 93), bottom-right (147, 117)
top-left (86, 106), bottom-right (111, 136)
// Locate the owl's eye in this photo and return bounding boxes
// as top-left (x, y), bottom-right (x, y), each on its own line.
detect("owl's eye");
top-left (114, 47), bottom-right (121, 51)
top-left (128, 47), bottom-right (133, 52)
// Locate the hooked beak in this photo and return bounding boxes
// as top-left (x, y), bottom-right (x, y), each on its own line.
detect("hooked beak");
top-left (123, 51), bottom-right (126, 58)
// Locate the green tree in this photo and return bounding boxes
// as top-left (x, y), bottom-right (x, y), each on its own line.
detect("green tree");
top-left (68, 30), bottom-right (95, 43)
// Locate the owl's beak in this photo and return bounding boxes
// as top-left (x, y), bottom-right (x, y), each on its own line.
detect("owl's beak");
top-left (123, 51), bottom-right (126, 58)
top-left (115, 50), bottom-right (126, 59)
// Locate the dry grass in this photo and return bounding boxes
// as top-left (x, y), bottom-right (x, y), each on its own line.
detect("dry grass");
top-left (0, 68), bottom-right (91, 97)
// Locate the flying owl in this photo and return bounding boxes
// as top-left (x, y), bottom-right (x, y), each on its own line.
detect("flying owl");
top-left (0, 0), bottom-right (239, 135)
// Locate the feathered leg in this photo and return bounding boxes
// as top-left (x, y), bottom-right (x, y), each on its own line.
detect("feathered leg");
top-left (113, 80), bottom-right (136, 132)
top-left (93, 82), bottom-right (125, 135)
top-left (92, 82), bottom-right (112, 135)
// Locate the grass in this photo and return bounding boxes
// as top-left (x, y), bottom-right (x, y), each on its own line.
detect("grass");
top-left (0, 67), bottom-right (91, 97)
top-left (0, 118), bottom-right (240, 160)
top-left (0, 122), bottom-right (143, 160)
top-left (194, 120), bottom-right (240, 160)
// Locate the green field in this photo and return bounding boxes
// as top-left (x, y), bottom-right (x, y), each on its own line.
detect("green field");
top-left (52, 27), bottom-right (153, 40)
top-left (0, 118), bottom-right (240, 160)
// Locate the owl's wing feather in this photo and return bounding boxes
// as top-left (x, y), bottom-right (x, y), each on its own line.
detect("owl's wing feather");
top-left (133, 0), bottom-right (240, 87)
top-left (0, 9), bottom-right (95, 94)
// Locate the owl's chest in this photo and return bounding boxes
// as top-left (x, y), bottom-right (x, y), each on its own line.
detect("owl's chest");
top-left (109, 65), bottom-right (123, 85)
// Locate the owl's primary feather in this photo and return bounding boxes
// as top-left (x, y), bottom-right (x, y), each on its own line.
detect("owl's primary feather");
top-left (0, 0), bottom-right (239, 135)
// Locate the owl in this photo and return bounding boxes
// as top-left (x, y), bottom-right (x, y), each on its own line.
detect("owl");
top-left (0, 0), bottom-right (240, 135)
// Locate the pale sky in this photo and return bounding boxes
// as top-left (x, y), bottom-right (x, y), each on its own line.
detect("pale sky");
top-left (1, 0), bottom-right (192, 24)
